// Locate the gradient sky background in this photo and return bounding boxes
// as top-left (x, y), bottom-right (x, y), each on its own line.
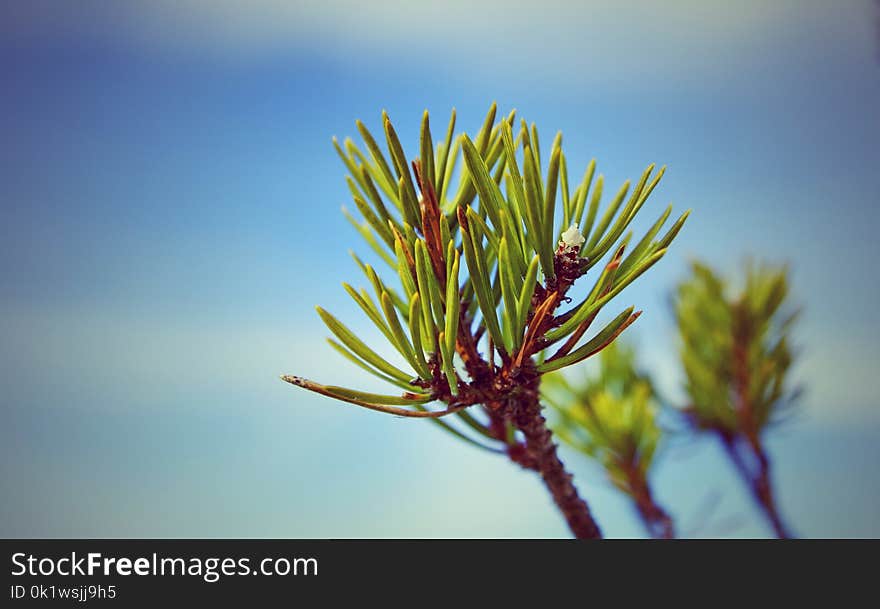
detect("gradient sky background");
top-left (2, 1), bottom-right (879, 537)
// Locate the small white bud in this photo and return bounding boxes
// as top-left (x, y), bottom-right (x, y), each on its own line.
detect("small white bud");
top-left (560, 224), bottom-right (585, 249)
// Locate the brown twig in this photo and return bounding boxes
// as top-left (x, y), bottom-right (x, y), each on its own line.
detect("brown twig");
top-left (623, 462), bottom-right (674, 539)
top-left (500, 248), bottom-right (603, 537)
top-left (717, 302), bottom-right (792, 538)
top-left (719, 432), bottom-right (790, 539)
top-left (413, 160), bottom-right (447, 284)
top-left (510, 376), bottom-right (602, 538)
top-left (436, 245), bottom-right (604, 538)
top-left (550, 245), bottom-right (625, 360)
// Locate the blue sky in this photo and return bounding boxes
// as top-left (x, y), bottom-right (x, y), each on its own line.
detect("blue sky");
top-left (2, 1), bottom-right (879, 537)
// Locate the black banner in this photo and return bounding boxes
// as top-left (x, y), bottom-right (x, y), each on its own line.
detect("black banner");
top-left (1, 539), bottom-right (874, 604)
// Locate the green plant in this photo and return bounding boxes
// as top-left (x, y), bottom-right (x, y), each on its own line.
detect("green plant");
top-left (543, 342), bottom-right (674, 538)
top-left (674, 261), bottom-right (799, 538)
top-left (281, 104), bottom-right (689, 538)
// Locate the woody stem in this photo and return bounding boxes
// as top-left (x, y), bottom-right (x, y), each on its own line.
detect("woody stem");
top-left (508, 379), bottom-right (603, 539)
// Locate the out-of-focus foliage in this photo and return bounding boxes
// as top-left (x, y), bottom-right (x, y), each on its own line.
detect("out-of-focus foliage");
top-left (543, 342), bottom-right (662, 495)
top-left (674, 261), bottom-right (799, 538)
top-left (675, 261), bottom-right (799, 434)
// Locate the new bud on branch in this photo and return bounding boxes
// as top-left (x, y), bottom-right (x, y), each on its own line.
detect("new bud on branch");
top-left (560, 223), bottom-right (585, 250)
top-left (281, 104), bottom-right (689, 538)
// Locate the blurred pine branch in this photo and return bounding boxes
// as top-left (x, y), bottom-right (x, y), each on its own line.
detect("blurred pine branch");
top-left (544, 342), bottom-right (675, 538)
top-left (674, 260), bottom-right (800, 538)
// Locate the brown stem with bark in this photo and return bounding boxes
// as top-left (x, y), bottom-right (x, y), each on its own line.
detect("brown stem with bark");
top-left (413, 175), bottom-right (603, 538)
top-left (461, 352), bottom-right (602, 538)
top-left (509, 383), bottom-right (603, 539)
